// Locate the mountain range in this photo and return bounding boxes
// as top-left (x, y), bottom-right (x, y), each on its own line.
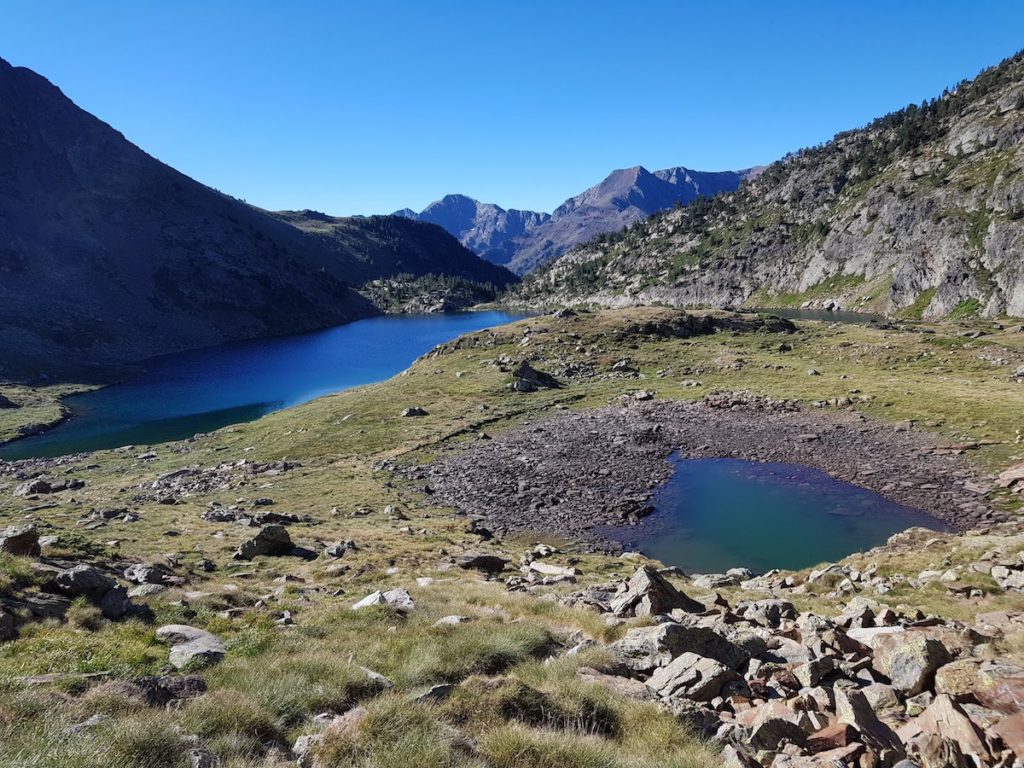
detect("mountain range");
top-left (396, 165), bottom-right (755, 275)
top-left (516, 52), bottom-right (1024, 320)
top-left (0, 57), bottom-right (513, 380)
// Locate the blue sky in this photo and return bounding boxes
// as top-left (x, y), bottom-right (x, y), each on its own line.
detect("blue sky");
top-left (2, 1), bottom-right (1022, 215)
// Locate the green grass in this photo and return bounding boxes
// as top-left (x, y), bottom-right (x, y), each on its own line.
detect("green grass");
top-left (949, 298), bottom-right (982, 319)
top-left (898, 286), bottom-right (937, 319)
top-left (1, 307), bottom-right (1023, 767)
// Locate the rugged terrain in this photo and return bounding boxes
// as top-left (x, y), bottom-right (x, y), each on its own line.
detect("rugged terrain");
top-left (0, 58), bottom-right (514, 381)
top-left (0, 308), bottom-right (1023, 767)
top-left (396, 166), bottom-right (752, 275)
top-left (515, 52), bottom-right (1024, 320)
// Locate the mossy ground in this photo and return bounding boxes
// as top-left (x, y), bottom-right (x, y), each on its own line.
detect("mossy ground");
top-left (0, 307), bottom-right (1022, 766)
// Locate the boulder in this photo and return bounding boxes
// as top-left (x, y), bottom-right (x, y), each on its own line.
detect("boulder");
top-left (13, 478), bottom-right (51, 497)
top-left (973, 661), bottom-right (1024, 714)
top-left (400, 407), bottom-right (428, 417)
top-left (793, 657), bottom-right (836, 688)
top-left (749, 716), bottom-right (809, 751)
top-left (0, 524), bottom-right (40, 556)
top-left (935, 659), bottom-right (984, 702)
top-left (54, 564), bottom-right (116, 598)
top-left (232, 524), bottom-right (294, 560)
top-left (872, 630), bottom-right (951, 697)
top-left (123, 563), bottom-right (177, 585)
top-left (806, 722), bottom-right (858, 754)
top-left (156, 625), bottom-right (226, 669)
top-left (609, 565), bottom-right (703, 617)
top-left (455, 552), bottom-right (510, 574)
top-left (646, 652), bottom-right (740, 702)
top-left (527, 561), bottom-right (580, 578)
top-left (509, 362), bottom-right (561, 392)
top-left (739, 599), bottom-right (797, 628)
top-left (834, 687), bottom-right (905, 758)
top-left (351, 587), bottom-right (415, 612)
top-left (610, 622), bottom-right (749, 674)
top-left (990, 712), bottom-right (1024, 756)
top-left (0, 609), bottom-right (16, 642)
top-left (99, 586), bottom-right (130, 620)
top-left (913, 694), bottom-right (989, 763)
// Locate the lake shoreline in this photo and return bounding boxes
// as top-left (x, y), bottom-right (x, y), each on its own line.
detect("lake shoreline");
top-left (414, 393), bottom-right (1001, 553)
top-left (0, 309), bottom-right (529, 460)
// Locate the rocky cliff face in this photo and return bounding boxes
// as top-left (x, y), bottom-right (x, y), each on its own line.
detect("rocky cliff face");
top-left (516, 52), bottom-right (1024, 320)
top-left (397, 166), bottom-right (751, 275)
top-left (394, 194), bottom-right (550, 267)
top-left (0, 59), bottom-right (513, 381)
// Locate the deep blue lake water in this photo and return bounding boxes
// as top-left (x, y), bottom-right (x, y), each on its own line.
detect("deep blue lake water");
top-left (608, 457), bottom-right (945, 573)
top-left (1, 311), bottom-right (526, 459)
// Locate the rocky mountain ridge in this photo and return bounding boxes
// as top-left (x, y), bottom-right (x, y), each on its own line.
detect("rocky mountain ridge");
top-left (0, 58), bottom-right (514, 381)
top-left (515, 51), bottom-right (1024, 320)
top-left (396, 165), bottom-right (753, 275)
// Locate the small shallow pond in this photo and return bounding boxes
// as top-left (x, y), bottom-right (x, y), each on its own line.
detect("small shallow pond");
top-left (605, 456), bottom-right (946, 574)
top-left (1, 311), bottom-right (527, 460)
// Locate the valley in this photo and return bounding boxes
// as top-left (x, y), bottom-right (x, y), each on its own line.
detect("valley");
top-left (1, 308), bottom-right (1023, 767)
top-left (1, 23), bottom-right (1023, 768)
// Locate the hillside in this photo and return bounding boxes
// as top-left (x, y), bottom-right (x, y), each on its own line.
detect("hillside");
top-left (0, 58), bottom-right (513, 381)
top-left (396, 166), bottom-right (751, 275)
top-left (515, 52), bottom-right (1024, 320)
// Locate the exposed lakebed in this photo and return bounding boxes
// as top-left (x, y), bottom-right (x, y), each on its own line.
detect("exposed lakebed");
top-left (420, 397), bottom-right (995, 567)
top-left (1, 311), bottom-right (527, 459)
top-left (600, 456), bottom-right (947, 573)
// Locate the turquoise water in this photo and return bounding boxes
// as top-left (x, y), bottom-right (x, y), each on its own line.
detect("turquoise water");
top-left (1, 311), bottom-right (526, 459)
top-left (613, 457), bottom-right (945, 573)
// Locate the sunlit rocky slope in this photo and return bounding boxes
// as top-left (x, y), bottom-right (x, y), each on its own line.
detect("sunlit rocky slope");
top-left (516, 52), bottom-right (1024, 320)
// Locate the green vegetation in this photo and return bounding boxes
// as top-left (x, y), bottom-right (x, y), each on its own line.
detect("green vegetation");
top-left (1, 308), bottom-right (1023, 766)
top-left (949, 298), bottom-right (982, 319)
top-left (898, 287), bottom-right (937, 320)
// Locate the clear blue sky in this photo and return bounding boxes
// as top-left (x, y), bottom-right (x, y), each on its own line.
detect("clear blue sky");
top-left (2, 1), bottom-right (1022, 215)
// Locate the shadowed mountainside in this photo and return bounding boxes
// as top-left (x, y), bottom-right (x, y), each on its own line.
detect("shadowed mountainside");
top-left (0, 58), bottom-right (514, 381)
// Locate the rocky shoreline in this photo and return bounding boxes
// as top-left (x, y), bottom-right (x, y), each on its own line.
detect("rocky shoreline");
top-left (411, 392), bottom-right (1000, 551)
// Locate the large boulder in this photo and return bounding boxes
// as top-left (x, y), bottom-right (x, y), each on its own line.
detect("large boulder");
top-left (351, 588), bottom-right (415, 613)
top-left (509, 362), bottom-right (561, 392)
top-left (834, 687), bottom-right (905, 759)
top-left (54, 564), bottom-right (116, 599)
top-left (13, 478), bottom-right (51, 497)
top-left (973, 661), bottom-right (1024, 714)
top-left (455, 552), bottom-right (510, 575)
top-left (123, 563), bottom-right (178, 585)
top-left (156, 625), bottom-right (226, 669)
top-left (646, 652), bottom-right (740, 702)
top-left (232, 524), bottom-right (294, 560)
top-left (908, 694), bottom-right (989, 764)
top-left (0, 524), bottom-right (40, 556)
top-left (738, 599), bottom-right (798, 628)
top-left (872, 630), bottom-right (951, 697)
top-left (609, 566), bottom-right (703, 617)
top-left (610, 622), bottom-right (749, 674)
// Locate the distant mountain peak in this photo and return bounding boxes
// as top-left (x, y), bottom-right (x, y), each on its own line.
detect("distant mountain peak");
top-left (398, 164), bottom-right (751, 274)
